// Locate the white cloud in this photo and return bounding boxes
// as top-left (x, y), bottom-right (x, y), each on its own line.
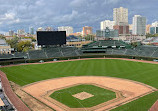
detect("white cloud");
top-left (70, 0), bottom-right (85, 7)
top-left (0, 12), bottom-right (20, 26)
top-left (53, 10), bottom-right (79, 23)
top-left (5, 13), bottom-right (15, 20)
top-left (0, 0), bottom-right (157, 33)
top-left (103, 0), bottom-right (120, 5)
top-left (35, 0), bottom-right (44, 6)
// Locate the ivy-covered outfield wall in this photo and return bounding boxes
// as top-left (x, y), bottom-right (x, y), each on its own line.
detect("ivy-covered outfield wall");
top-left (0, 54), bottom-right (158, 66)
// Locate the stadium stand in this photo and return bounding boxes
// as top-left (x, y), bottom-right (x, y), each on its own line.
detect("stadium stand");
top-left (29, 50), bottom-right (47, 59)
top-left (0, 40), bottom-right (158, 60)
top-left (134, 46), bottom-right (158, 57)
top-left (0, 54), bottom-right (13, 59)
top-left (83, 40), bottom-right (131, 48)
top-left (0, 79), bottom-right (15, 111)
top-left (0, 71), bottom-right (30, 111)
top-left (112, 49), bottom-right (126, 55)
top-left (60, 47), bottom-right (78, 57)
top-left (14, 52), bottom-right (27, 58)
top-left (44, 47), bottom-right (63, 58)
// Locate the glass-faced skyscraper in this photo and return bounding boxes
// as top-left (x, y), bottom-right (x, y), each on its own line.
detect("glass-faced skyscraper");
top-left (132, 15), bottom-right (146, 35)
top-left (29, 27), bottom-right (34, 35)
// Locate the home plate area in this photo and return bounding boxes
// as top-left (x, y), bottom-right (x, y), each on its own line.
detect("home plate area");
top-left (72, 92), bottom-right (94, 100)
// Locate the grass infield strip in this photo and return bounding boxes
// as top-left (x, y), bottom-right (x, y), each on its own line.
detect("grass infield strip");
top-left (49, 84), bottom-right (116, 108)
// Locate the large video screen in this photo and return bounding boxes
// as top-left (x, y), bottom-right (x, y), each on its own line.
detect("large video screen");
top-left (37, 31), bottom-right (66, 45)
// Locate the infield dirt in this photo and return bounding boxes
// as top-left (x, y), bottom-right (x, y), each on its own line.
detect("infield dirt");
top-left (22, 76), bottom-right (156, 111)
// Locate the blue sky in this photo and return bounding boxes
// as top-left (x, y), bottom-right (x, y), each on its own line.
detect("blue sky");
top-left (0, 0), bottom-right (158, 33)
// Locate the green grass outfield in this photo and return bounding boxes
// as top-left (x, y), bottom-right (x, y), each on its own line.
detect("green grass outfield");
top-left (0, 59), bottom-right (158, 110)
top-left (50, 84), bottom-right (116, 108)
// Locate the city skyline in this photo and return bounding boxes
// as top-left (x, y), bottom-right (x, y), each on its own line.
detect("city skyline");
top-left (0, 0), bottom-right (158, 33)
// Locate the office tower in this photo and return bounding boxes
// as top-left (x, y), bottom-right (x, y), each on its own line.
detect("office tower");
top-left (82, 26), bottom-right (93, 36)
top-left (45, 27), bottom-right (53, 31)
top-left (9, 30), bottom-right (14, 36)
top-left (150, 27), bottom-right (158, 34)
top-left (152, 21), bottom-right (158, 27)
top-left (37, 27), bottom-right (43, 31)
top-left (149, 21), bottom-right (158, 34)
top-left (129, 24), bottom-right (133, 34)
top-left (113, 7), bottom-right (128, 25)
top-left (58, 26), bottom-right (73, 35)
top-left (100, 20), bottom-right (115, 30)
top-left (132, 15), bottom-right (146, 35)
top-left (17, 29), bottom-right (25, 35)
top-left (146, 25), bottom-right (151, 34)
top-left (29, 27), bottom-right (34, 35)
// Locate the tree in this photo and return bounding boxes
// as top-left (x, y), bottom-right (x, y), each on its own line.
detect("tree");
top-left (146, 33), bottom-right (158, 38)
top-left (17, 41), bottom-right (34, 52)
top-left (0, 35), bottom-right (5, 39)
top-left (6, 37), bottom-right (19, 50)
top-left (84, 34), bottom-right (95, 41)
top-left (131, 42), bottom-right (139, 47)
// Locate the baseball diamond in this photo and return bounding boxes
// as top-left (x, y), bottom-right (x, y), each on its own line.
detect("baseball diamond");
top-left (0, 58), bottom-right (158, 111)
top-left (1, 1), bottom-right (158, 110)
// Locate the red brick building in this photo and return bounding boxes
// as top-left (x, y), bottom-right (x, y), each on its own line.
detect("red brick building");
top-left (113, 23), bottom-right (129, 35)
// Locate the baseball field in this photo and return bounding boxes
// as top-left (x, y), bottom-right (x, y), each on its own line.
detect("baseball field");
top-left (0, 58), bottom-right (158, 111)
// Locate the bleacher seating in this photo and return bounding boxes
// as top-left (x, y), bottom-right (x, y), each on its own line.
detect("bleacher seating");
top-left (86, 40), bottom-right (130, 48)
top-left (0, 54), bottom-right (13, 59)
top-left (29, 50), bottom-right (47, 59)
top-left (14, 52), bottom-right (27, 58)
top-left (112, 49), bottom-right (126, 55)
top-left (44, 47), bottom-right (62, 58)
top-left (152, 51), bottom-right (158, 58)
top-left (1, 41), bottom-right (158, 60)
top-left (135, 46), bottom-right (158, 57)
top-left (0, 82), bottom-right (14, 111)
top-left (27, 47), bottom-right (82, 59)
top-left (60, 47), bottom-right (78, 57)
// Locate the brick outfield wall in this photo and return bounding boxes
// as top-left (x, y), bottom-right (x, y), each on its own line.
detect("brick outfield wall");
top-left (0, 71), bottom-right (30, 111)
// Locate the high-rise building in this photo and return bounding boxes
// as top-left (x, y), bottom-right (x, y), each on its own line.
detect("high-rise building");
top-left (113, 7), bottom-right (128, 25)
top-left (96, 27), bottom-right (119, 38)
top-left (58, 26), bottom-right (73, 35)
top-left (146, 24), bottom-right (151, 34)
top-left (150, 27), bottom-right (158, 34)
top-left (45, 27), bottom-right (53, 31)
top-left (113, 22), bottom-right (129, 35)
top-left (37, 27), bottom-right (43, 31)
top-left (82, 26), bottom-right (93, 36)
top-left (9, 30), bottom-right (14, 36)
top-left (152, 21), bottom-right (158, 27)
top-left (149, 22), bottom-right (158, 34)
top-left (29, 27), bottom-right (34, 35)
top-left (4, 32), bottom-right (9, 36)
top-left (132, 15), bottom-right (146, 35)
top-left (129, 24), bottom-right (133, 34)
top-left (100, 20), bottom-right (115, 30)
top-left (17, 29), bottom-right (25, 35)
